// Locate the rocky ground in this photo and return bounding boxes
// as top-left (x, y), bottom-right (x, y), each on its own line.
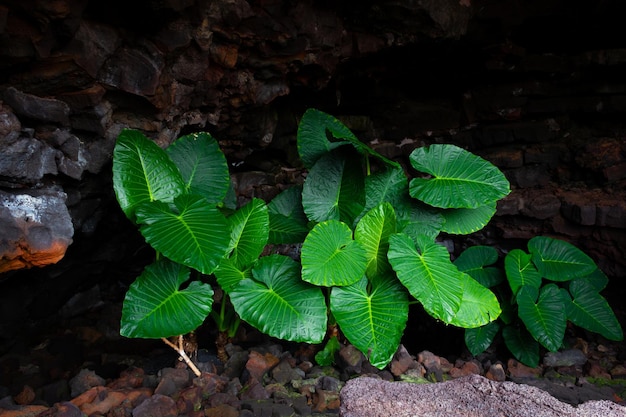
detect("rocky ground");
top-left (1, 279), bottom-right (626, 417)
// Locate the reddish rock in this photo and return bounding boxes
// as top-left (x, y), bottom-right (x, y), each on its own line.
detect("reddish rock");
top-left (486, 363), bottom-right (507, 382)
top-left (450, 360), bottom-right (482, 378)
top-left (507, 359), bottom-right (542, 379)
top-left (313, 389), bottom-right (341, 413)
top-left (0, 190), bottom-right (73, 272)
top-left (0, 405), bottom-right (49, 417)
top-left (71, 387), bottom-right (126, 416)
top-left (204, 404), bottom-right (240, 417)
top-left (245, 350), bottom-right (280, 381)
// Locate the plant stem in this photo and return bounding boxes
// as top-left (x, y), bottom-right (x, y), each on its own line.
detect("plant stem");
top-left (161, 336), bottom-right (201, 377)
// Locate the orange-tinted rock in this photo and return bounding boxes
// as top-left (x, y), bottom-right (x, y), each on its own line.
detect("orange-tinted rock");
top-left (0, 190), bottom-right (73, 273)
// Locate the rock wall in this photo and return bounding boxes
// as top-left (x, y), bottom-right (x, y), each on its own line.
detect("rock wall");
top-left (0, 0), bottom-right (624, 286)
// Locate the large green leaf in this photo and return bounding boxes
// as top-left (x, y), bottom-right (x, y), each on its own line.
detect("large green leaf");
top-left (408, 144), bottom-right (510, 209)
top-left (230, 254), bottom-right (327, 343)
top-left (136, 194), bottom-right (231, 274)
top-left (464, 321), bottom-right (500, 356)
top-left (301, 220), bottom-right (368, 287)
top-left (331, 274), bottom-right (408, 369)
top-left (166, 132), bottom-right (230, 205)
top-left (516, 284), bottom-right (566, 352)
top-left (120, 258), bottom-right (213, 338)
top-left (302, 152), bottom-right (365, 225)
top-left (580, 268), bottom-right (609, 292)
top-left (225, 198), bottom-right (269, 269)
top-left (439, 203), bottom-right (497, 235)
top-left (355, 203), bottom-right (396, 278)
top-left (454, 246), bottom-right (504, 288)
top-left (396, 199), bottom-right (445, 240)
top-left (563, 280), bottom-right (623, 341)
top-left (505, 249), bottom-right (542, 295)
top-left (268, 186), bottom-right (309, 244)
top-left (528, 236), bottom-right (597, 281)
top-left (297, 108), bottom-right (399, 169)
top-left (215, 257), bottom-right (253, 293)
top-left (361, 166), bottom-right (408, 219)
top-left (387, 233), bottom-right (463, 323)
top-left (502, 325), bottom-right (540, 367)
top-left (447, 273), bottom-right (501, 328)
top-left (112, 129), bottom-right (185, 219)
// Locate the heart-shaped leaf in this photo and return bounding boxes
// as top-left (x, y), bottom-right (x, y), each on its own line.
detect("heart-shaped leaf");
top-left (136, 194), bottom-right (231, 274)
top-left (409, 144), bottom-right (510, 209)
top-left (516, 284), bottom-right (566, 352)
top-left (120, 258), bottom-right (213, 338)
top-left (268, 186), bottom-right (309, 244)
top-left (464, 321), bottom-right (500, 356)
top-left (331, 274), bottom-right (408, 369)
top-left (355, 202), bottom-right (396, 278)
top-left (302, 152), bottom-right (365, 225)
top-left (528, 236), bottom-right (597, 281)
top-left (297, 108), bottom-right (399, 169)
top-left (230, 254), bottom-right (327, 343)
top-left (447, 272), bottom-right (501, 328)
top-left (505, 249), bottom-right (542, 295)
top-left (563, 279), bottom-right (623, 341)
top-left (502, 325), bottom-right (540, 367)
top-left (301, 220), bottom-right (367, 287)
top-left (113, 129), bottom-right (185, 219)
top-left (225, 198), bottom-right (269, 269)
top-left (388, 233), bottom-right (463, 323)
top-left (454, 246), bottom-right (504, 288)
top-left (439, 203), bottom-right (497, 235)
top-left (166, 132), bottom-right (230, 205)
top-left (215, 257), bottom-right (253, 293)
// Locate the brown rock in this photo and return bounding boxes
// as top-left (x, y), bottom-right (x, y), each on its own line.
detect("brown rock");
top-left (486, 363), bottom-right (507, 382)
top-left (72, 387), bottom-right (126, 416)
top-left (13, 385), bottom-right (35, 405)
top-left (390, 345), bottom-right (418, 377)
top-left (204, 403), bottom-right (240, 417)
top-left (245, 350), bottom-right (280, 381)
top-left (0, 405), bottom-right (49, 417)
top-left (449, 360), bottom-right (482, 378)
top-left (507, 359), bottom-right (543, 379)
top-left (0, 189), bottom-right (73, 272)
top-left (98, 43), bottom-right (164, 97)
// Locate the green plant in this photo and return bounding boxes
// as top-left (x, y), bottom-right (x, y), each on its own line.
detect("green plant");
top-left (112, 108), bottom-right (512, 371)
top-left (460, 237), bottom-right (624, 367)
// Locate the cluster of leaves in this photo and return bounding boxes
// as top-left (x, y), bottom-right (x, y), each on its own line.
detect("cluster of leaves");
top-left (460, 238), bottom-right (623, 366)
top-left (112, 108), bottom-right (621, 370)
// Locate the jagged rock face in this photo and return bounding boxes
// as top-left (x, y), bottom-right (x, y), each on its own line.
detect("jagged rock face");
top-left (0, 0), bottom-right (624, 283)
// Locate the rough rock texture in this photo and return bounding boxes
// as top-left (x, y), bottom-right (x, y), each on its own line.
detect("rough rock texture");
top-left (340, 375), bottom-right (626, 417)
top-left (0, 188), bottom-right (73, 273)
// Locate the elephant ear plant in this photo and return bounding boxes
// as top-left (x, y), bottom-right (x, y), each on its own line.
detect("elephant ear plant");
top-left (459, 237), bottom-right (623, 367)
top-left (112, 108), bottom-right (620, 373)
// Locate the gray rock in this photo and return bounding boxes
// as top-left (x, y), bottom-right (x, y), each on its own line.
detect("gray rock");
top-left (339, 374), bottom-right (626, 417)
top-left (543, 348), bottom-right (588, 367)
top-left (69, 369), bottom-right (106, 397)
top-left (0, 188), bottom-right (74, 272)
top-left (132, 394), bottom-right (177, 417)
top-left (3, 87), bottom-right (70, 125)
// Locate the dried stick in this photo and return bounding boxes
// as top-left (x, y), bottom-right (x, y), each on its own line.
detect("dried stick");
top-left (161, 335), bottom-right (202, 377)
